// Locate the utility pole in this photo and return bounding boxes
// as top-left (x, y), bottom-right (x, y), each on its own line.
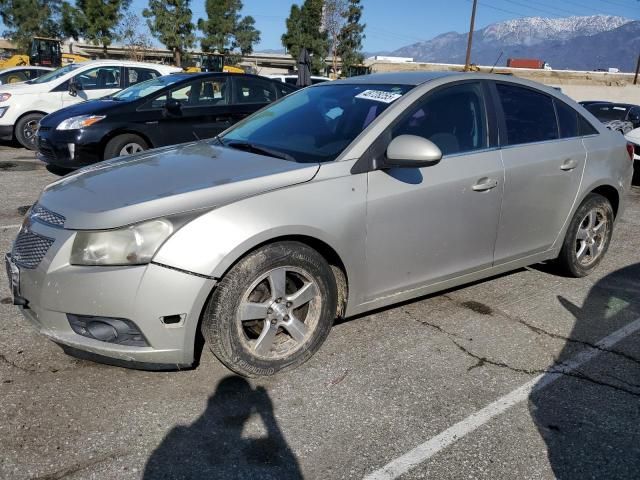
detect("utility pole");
top-left (464, 0), bottom-right (478, 71)
top-left (634, 53), bottom-right (640, 85)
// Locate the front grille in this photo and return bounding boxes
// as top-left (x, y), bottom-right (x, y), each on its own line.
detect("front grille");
top-left (31, 204), bottom-right (65, 227)
top-left (11, 228), bottom-right (54, 269)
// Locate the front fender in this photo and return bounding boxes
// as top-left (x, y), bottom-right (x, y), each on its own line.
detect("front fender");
top-left (153, 161), bottom-right (368, 308)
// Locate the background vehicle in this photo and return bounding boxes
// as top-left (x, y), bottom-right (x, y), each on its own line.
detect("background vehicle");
top-left (0, 60), bottom-right (180, 149)
top-left (624, 127), bottom-right (640, 184)
top-left (584, 102), bottom-right (640, 134)
top-left (579, 100), bottom-right (611, 107)
top-left (183, 52), bottom-right (246, 74)
top-left (346, 65), bottom-right (372, 77)
top-left (0, 37), bottom-right (88, 69)
top-left (266, 74), bottom-right (331, 85)
top-left (37, 72), bottom-right (296, 168)
top-left (0, 66), bottom-right (53, 85)
top-left (9, 72), bottom-right (632, 377)
top-left (507, 58), bottom-right (551, 69)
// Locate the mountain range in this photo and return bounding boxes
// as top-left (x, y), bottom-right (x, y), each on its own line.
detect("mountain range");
top-left (384, 15), bottom-right (640, 72)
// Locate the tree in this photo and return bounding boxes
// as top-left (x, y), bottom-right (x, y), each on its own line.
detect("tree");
top-left (281, 0), bottom-right (328, 75)
top-left (62, 0), bottom-right (131, 57)
top-left (197, 0), bottom-right (260, 62)
top-left (323, 0), bottom-right (348, 77)
top-left (143, 0), bottom-right (195, 67)
top-left (1, 0), bottom-right (63, 52)
top-left (336, 0), bottom-right (365, 74)
top-left (117, 15), bottom-right (153, 62)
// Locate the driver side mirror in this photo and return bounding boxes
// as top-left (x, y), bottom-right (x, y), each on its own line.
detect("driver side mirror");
top-left (384, 135), bottom-right (443, 168)
top-left (68, 79), bottom-right (83, 97)
top-left (163, 98), bottom-right (182, 116)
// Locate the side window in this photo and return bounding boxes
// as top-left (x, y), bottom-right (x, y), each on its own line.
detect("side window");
top-left (496, 83), bottom-right (558, 146)
top-left (234, 77), bottom-right (278, 104)
top-left (74, 66), bottom-right (121, 90)
top-left (190, 78), bottom-right (228, 106)
top-left (149, 83), bottom-right (193, 108)
top-left (127, 68), bottom-right (159, 86)
top-left (555, 100), bottom-right (578, 139)
top-left (578, 114), bottom-right (599, 136)
top-left (0, 70), bottom-right (28, 84)
top-left (277, 83), bottom-right (297, 97)
top-left (392, 82), bottom-right (488, 156)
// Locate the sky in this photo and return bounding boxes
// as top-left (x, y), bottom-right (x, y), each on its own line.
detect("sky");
top-left (4, 0), bottom-right (640, 52)
top-left (125, 0), bottom-right (640, 52)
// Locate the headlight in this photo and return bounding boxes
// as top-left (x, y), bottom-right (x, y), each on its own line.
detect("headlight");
top-left (56, 115), bottom-right (106, 131)
top-left (0, 93), bottom-right (11, 102)
top-left (70, 219), bottom-right (174, 266)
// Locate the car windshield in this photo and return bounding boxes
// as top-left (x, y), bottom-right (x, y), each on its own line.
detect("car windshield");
top-left (27, 63), bottom-right (82, 84)
top-left (585, 104), bottom-right (629, 122)
top-left (111, 75), bottom-right (185, 101)
top-left (220, 83), bottom-right (413, 163)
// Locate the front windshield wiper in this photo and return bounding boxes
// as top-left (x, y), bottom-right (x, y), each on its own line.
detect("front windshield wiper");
top-left (226, 141), bottom-right (295, 162)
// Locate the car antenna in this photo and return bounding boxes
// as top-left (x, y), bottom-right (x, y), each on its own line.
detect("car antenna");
top-left (489, 51), bottom-right (503, 74)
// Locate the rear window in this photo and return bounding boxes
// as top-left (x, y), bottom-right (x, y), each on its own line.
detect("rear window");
top-left (555, 100), bottom-right (578, 138)
top-left (497, 83), bottom-right (558, 146)
top-left (584, 104), bottom-right (628, 122)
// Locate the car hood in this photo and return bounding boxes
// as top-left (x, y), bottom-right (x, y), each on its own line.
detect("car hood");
top-left (0, 83), bottom-right (39, 94)
top-left (38, 141), bottom-right (320, 230)
top-left (40, 99), bottom-right (122, 126)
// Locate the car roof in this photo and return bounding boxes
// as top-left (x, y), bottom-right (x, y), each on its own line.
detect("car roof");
top-left (587, 102), bottom-right (635, 109)
top-left (331, 71), bottom-right (459, 86)
top-left (71, 59), bottom-right (179, 69)
top-left (1, 66), bottom-right (52, 71)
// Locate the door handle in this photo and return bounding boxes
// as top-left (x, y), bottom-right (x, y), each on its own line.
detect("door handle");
top-left (560, 158), bottom-right (578, 171)
top-left (472, 177), bottom-right (498, 192)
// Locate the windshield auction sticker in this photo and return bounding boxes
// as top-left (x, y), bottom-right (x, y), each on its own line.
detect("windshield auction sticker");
top-left (355, 90), bottom-right (403, 103)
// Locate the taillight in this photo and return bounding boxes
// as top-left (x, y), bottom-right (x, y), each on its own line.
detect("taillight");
top-left (626, 143), bottom-right (634, 161)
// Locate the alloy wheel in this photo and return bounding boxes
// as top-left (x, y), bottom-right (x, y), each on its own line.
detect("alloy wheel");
top-left (575, 206), bottom-right (610, 267)
top-left (119, 143), bottom-right (144, 155)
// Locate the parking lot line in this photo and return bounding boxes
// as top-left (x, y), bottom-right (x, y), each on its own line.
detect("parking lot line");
top-left (364, 316), bottom-right (640, 480)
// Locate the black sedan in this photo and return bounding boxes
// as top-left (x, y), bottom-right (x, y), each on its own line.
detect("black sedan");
top-left (583, 102), bottom-right (640, 133)
top-left (36, 72), bottom-right (296, 169)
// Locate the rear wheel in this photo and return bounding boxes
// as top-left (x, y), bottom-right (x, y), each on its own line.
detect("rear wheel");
top-left (202, 241), bottom-right (337, 377)
top-left (15, 113), bottom-right (43, 150)
top-left (556, 193), bottom-right (613, 277)
top-left (103, 134), bottom-right (148, 160)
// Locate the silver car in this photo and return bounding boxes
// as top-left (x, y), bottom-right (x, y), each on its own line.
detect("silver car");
top-left (5, 72), bottom-right (634, 376)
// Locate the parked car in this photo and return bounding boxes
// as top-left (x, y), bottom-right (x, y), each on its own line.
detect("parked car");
top-left (0, 60), bottom-right (180, 149)
top-left (0, 66), bottom-right (53, 85)
top-left (578, 100), bottom-right (611, 107)
top-left (583, 102), bottom-right (640, 134)
top-left (36, 72), bottom-right (297, 169)
top-left (624, 127), bottom-right (640, 184)
top-left (266, 74), bottom-right (331, 85)
top-left (5, 72), bottom-right (633, 376)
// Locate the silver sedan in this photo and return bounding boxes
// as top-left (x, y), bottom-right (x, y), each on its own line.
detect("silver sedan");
top-left (5, 72), bottom-right (634, 376)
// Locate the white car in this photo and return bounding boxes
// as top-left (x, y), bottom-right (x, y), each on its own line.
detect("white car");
top-left (0, 60), bottom-right (180, 149)
top-left (0, 66), bottom-right (53, 85)
top-left (266, 74), bottom-right (331, 86)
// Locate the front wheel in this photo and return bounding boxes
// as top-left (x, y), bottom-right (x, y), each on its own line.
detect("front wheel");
top-left (202, 242), bottom-right (337, 377)
top-left (15, 113), bottom-right (43, 150)
top-left (103, 134), bottom-right (149, 160)
top-left (556, 193), bottom-right (614, 277)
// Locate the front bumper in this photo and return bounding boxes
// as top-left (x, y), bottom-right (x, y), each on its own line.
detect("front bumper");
top-left (7, 220), bottom-right (216, 369)
top-left (36, 127), bottom-right (103, 169)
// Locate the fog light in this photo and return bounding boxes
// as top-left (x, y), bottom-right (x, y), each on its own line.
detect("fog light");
top-left (67, 143), bottom-right (75, 159)
top-left (67, 314), bottom-right (148, 346)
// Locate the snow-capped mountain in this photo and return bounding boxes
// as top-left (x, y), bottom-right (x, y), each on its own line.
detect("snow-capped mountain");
top-left (390, 15), bottom-right (635, 71)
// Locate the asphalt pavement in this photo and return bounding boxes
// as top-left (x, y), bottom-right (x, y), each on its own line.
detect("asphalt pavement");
top-left (1, 141), bottom-right (639, 479)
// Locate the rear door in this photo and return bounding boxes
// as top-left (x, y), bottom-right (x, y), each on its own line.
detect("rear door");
top-left (229, 76), bottom-right (279, 124)
top-left (59, 65), bottom-right (123, 108)
top-left (491, 82), bottom-right (586, 263)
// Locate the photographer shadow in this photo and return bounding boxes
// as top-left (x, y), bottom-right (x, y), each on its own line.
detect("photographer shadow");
top-left (143, 376), bottom-right (302, 480)
top-left (529, 263), bottom-right (640, 479)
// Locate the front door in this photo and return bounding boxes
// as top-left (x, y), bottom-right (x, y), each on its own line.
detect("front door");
top-left (364, 82), bottom-right (504, 301)
top-left (61, 66), bottom-right (123, 108)
top-left (491, 82), bottom-right (586, 264)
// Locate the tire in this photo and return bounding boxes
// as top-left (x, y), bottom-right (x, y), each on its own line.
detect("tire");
top-left (556, 193), bottom-right (614, 277)
top-left (202, 241), bottom-right (338, 377)
top-left (15, 113), bottom-right (43, 150)
top-left (103, 134), bottom-right (149, 160)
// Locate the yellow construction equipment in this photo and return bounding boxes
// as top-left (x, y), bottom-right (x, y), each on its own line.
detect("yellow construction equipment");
top-left (183, 52), bottom-right (245, 74)
top-left (0, 37), bottom-right (88, 69)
